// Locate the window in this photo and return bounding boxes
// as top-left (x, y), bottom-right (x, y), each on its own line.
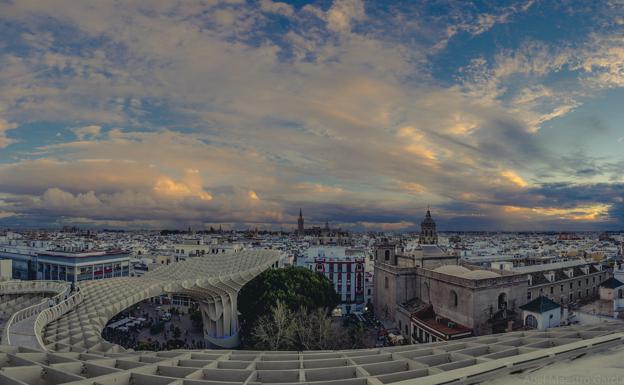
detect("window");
top-left (570, 282), bottom-right (573, 289)
top-left (525, 314), bottom-right (538, 329)
top-left (384, 276), bottom-right (389, 289)
top-left (498, 293), bottom-right (507, 310)
top-left (451, 290), bottom-right (458, 307)
top-left (385, 250), bottom-right (390, 261)
top-left (586, 278), bottom-right (589, 285)
top-left (578, 280), bottom-right (581, 288)
top-left (560, 285), bottom-right (564, 292)
top-left (527, 291), bottom-right (532, 300)
top-left (550, 286), bottom-right (554, 294)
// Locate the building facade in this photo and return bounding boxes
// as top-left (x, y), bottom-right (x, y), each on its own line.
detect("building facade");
top-left (0, 236), bottom-right (130, 283)
top-left (519, 261), bottom-right (606, 306)
top-left (36, 250), bottom-right (130, 282)
top-left (173, 238), bottom-right (243, 261)
top-left (520, 296), bottom-right (562, 331)
top-left (374, 210), bottom-right (608, 343)
top-left (300, 246), bottom-right (373, 315)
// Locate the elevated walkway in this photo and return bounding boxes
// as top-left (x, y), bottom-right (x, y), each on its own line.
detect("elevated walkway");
top-left (7, 314), bottom-right (40, 349)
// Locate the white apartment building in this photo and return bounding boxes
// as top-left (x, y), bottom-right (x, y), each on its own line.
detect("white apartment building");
top-left (299, 246), bottom-right (373, 315)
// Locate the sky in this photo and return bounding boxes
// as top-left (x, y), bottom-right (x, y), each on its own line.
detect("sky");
top-left (0, 0), bottom-right (623, 232)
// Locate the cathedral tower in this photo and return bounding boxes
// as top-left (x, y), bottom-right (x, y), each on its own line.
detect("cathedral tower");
top-left (418, 208), bottom-right (438, 245)
top-left (297, 208), bottom-right (304, 235)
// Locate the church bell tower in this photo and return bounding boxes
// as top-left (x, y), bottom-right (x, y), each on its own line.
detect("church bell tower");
top-left (297, 208), bottom-right (304, 235)
top-left (418, 208), bottom-right (438, 245)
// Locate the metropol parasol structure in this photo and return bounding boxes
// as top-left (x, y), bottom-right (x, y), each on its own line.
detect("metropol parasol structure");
top-left (0, 249), bottom-right (623, 385)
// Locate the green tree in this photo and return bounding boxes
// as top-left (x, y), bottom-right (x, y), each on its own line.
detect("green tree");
top-left (239, 266), bottom-right (339, 347)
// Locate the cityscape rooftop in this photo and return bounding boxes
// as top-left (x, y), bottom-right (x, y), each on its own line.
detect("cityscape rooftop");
top-left (1, 1), bottom-right (623, 384)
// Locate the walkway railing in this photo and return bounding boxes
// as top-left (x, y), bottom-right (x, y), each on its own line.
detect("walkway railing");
top-left (32, 290), bottom-right (84, 351)
top-left (0, 280), bottom-right (67, 295)
top-left (0, 281), bottom-right (70, 345)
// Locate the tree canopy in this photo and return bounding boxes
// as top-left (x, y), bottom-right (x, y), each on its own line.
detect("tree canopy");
top-left (238, 266), bottom-right (339, 346)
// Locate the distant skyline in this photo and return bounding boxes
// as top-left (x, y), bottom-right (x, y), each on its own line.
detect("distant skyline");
top-left (0, 0), bottom-right (623, 231)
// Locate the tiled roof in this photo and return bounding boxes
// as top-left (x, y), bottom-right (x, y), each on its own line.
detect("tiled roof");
top-left (573, 266), bottom-right (586, 276)
top-left (600, 277), bottom-right (624, 289)
top-left (531, 273), bottom-right (549, 285)
top-left (555, 270), bottom-right (569, 281)
top-left (520, 296), bottom-right (561, 313)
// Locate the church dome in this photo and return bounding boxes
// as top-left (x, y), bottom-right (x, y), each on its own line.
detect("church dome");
top-left (433, 265), bottom-right (470, 276)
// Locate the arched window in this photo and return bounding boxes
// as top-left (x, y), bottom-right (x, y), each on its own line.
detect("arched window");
top-left (498, 292), bottom-right (507, 310)
top-left (384, 276), bottom-right (389, 289)
top-left (384, 250), bottom-right (390, 261)
top-left (451, 290), bottom-right (458, 307)
top-left (525, 314), bottom-right (538, 329)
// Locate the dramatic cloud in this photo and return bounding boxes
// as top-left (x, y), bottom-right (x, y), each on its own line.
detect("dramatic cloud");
top-left (0, 119), bottom-right (17, 148)
top-left (0, 0), bottom-right (622, 230)
top-left (71, 125), bottom-right (102, 141)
